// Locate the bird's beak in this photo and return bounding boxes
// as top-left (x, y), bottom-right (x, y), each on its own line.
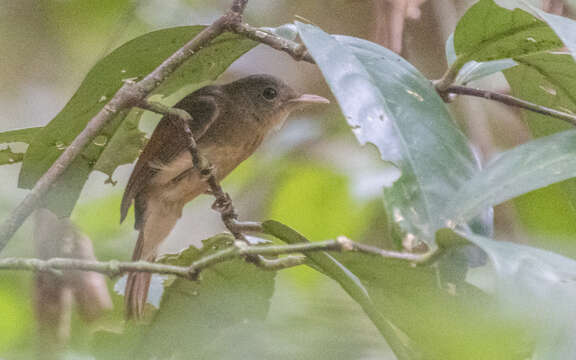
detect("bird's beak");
top-left (288, 94), bottom-right (330, 105)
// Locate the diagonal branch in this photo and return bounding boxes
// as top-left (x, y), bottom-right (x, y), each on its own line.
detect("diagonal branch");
top-left (137, 101), bottom-right (252, 241)
top-left (0, 1), bottom-right (252, 253)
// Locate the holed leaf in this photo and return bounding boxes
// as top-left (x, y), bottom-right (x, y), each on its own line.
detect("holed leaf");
top-left (297, 22), bottom-right (481, 244)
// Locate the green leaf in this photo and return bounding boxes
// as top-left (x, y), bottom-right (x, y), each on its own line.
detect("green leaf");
top-left (334, 252), bottom-right (526, 360)
top-left (135, 234), bottom-right (276, 359)
top-left (454, 0), bottom-right (562, 63)
top-left (262, 220), bottom-right (421, 360)
top-left (296, 22), bottom-right (482, 243)
top-left (504, 52), bottom-right (576, 137)
top-left (0, 127), bottom-right (42, 144)
top-left (504, 52), bottom-right (576, 250)
top-left (444, 130), bottom-right (576, 224)
top-left (0, 147), bottom-right (24, 166)
top-left (0, 127), bottom-right (42, 166)
top-left (451, 229), bottom-right (576, 359)
top-left (18, 27), bottom-right (257, 216)
top-left (264, 220), bottom-right (525, 360)
top-left (92, 109), bottom-right (147, 182)
top-left (534, 7), bottom-right (576, 62)
top-left (445, 33), bottom-right (517, 85)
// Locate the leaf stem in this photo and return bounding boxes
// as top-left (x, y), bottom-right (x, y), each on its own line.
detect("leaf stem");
top-left (435, 56), bottom-right (468, 92)
top-left (444, 85), bottom-right (576, 126)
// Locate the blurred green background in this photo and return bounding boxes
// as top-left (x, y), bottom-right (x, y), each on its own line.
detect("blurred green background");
top-left (1, 0), bottom-right (576, 358)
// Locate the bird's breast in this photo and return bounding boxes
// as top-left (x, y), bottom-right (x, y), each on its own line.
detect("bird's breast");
top-left (148, 136), bottom-right (264, 206)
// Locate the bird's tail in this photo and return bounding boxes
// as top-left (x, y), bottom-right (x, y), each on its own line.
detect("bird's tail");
top-left (125, 231), bottom-right (155, 321)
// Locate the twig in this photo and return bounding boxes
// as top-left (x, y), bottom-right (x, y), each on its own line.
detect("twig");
top-left (444, 85), bottom-right (576, 127)
top-left (230, 23), bottom-right (314, 63)
top-left (435, 56), bottom-right (468, 93)
top-left (137, 100), bottom-right (247, 242)
top-left (0, 237), bottom-right (429, 278)
top-left (0, 0), bottom-right (251, 253)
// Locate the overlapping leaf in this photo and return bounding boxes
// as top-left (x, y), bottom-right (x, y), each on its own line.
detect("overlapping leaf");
top-left (454, 0), bottom-right (562, 63)
top-left (447, 229), bottom-right (576, 359)
top-left (444, 129), bottom-right (576, 223)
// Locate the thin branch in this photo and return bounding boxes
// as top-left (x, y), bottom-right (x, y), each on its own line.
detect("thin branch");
top-left (137, 100), bottom-right (246, 242)
top-left (0, 238), bottom-right (430, 278)
top-left (231, 23), bottom-right (314, 63)
top-left (444, 85), bottom-right (576, 127)
top-left (0, 1), bottom-right (250, 254)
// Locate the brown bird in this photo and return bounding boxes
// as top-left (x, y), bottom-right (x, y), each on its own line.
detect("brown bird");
top-left (120, 74), bottom-right (329, 320)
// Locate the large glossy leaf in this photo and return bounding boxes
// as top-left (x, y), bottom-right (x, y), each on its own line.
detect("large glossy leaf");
top-left (504, 52), bottom-right (576, 251)
top-left (444, 130), bottom-right (576, 223)
top-left (297, 22), bottom-right (481, 243)
top-left (448, 229), bottom-right (576, 359)
top-left (18, 27), bottom-right (256, 216)
top-left (454, 0), bottom-right (562, 63)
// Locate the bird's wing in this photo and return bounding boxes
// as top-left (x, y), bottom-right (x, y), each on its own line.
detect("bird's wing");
top-left (120, 94), bottom-right (221, 228)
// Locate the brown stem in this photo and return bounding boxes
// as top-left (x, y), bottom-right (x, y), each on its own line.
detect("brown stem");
top-left (444, 85), bottom-right (576, 127)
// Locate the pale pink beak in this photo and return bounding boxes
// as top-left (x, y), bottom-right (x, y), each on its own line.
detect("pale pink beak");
top-left (289, 94), bottom-right (330, 105)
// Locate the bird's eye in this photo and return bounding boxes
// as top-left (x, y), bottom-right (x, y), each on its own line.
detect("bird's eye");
top-left (262, 87), bottom-right (278, 100)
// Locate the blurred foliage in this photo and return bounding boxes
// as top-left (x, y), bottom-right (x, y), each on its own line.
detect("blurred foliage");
top-left (3, 0), bottom-right (576, 359)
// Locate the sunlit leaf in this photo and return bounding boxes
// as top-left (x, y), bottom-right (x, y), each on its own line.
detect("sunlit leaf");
top-left (454, 0), bottom-right (561, 63)
top-left (297, 22), bottom-right (482, 243)
top-left (18, 27), bottom-right (257, 216)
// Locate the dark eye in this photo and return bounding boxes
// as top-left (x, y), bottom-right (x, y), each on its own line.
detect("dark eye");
top-left (262, 87), bottom-right (278, 100)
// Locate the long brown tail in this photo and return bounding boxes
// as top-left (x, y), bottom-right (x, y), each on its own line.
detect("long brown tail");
top-left (125, 231), bottom-right (155, 321)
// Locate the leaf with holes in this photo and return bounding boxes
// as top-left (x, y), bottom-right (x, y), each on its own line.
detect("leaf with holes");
top-left (297, 22), bottom-right (482, 244)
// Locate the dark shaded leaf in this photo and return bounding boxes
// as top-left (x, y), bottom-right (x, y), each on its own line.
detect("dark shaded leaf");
top-left (136, 234), bottom-right (276, 359)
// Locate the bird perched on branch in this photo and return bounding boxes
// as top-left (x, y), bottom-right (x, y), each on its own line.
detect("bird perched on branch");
top-left (120, 74), bottom-right (329, 320)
